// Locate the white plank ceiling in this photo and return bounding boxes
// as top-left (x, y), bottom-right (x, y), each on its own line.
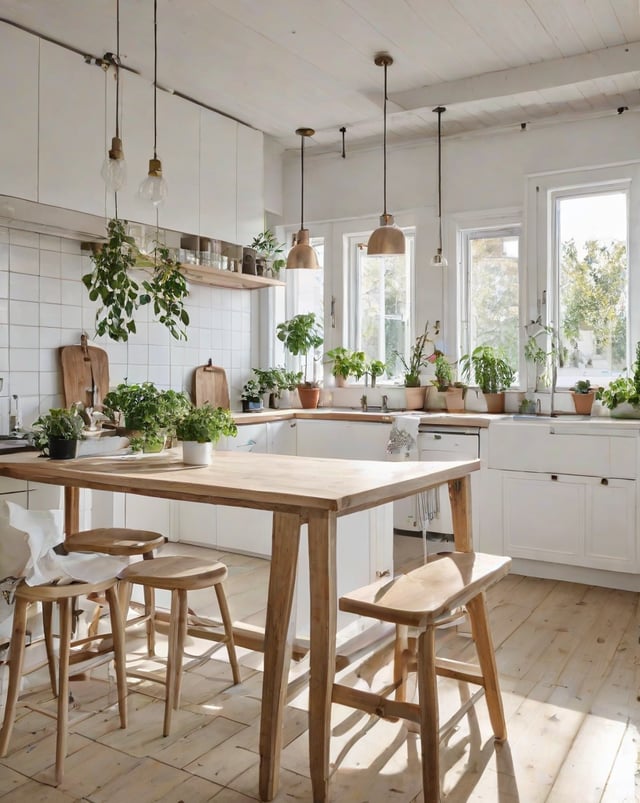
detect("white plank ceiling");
top-left (1, 0), bottom-right (639, 152)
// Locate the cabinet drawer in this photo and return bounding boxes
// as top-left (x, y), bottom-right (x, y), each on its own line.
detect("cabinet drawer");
top-left (489, 423), bottom-right (637, 478)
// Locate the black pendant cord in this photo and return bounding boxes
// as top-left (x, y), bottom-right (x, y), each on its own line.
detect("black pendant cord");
top-left (300, 133), bottom-right (305, 231)
top-left (115, 0), bottom-right (120, 140)
top-left (153, 0), bottom-right (158, 160)
top-left (437, 108), bottom-right (442, 248)
top-left (382, 62), bottom-right (388, 217)
top-left (340, 126), bottom-right (346, 159)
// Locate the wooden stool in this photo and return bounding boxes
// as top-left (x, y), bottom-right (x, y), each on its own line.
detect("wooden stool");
top-left (118, 555), bottom-right (241, 736)
top-left (336, 551), bottom-right (511, 803)
top-left (0, 577), bottom-right (127, 786)
top-left (64, 527), bottom-right (166, 654)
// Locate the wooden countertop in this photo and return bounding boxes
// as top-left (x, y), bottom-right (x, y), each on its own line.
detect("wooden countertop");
top-left (234, 408), bottom-right (499, 427)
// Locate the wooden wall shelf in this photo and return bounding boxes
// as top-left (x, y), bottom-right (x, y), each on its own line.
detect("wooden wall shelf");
top-left (182, 265), bottom-right (286, 290)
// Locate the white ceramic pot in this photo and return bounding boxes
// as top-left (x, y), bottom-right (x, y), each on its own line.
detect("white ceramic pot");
top-left (182, 440), bottom-right (212, 465)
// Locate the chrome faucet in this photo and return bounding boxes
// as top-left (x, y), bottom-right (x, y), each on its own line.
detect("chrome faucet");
top-left (381, 394), bottom-right (389, 413)
top-left (360, 394), bottom-right (368, 412)
top-left (550, 363), bottom-right (558, 417)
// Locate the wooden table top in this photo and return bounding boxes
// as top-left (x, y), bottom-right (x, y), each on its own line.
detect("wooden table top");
top-left (0, 451), bottom-right (480, 516)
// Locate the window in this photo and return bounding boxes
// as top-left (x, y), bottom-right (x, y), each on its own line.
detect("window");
top-left (460, 225), bottom-right (521, 372)
top-left (552, 188), bottom-right (628, 386)
top-left (346, 230), bottom-right (415, 381)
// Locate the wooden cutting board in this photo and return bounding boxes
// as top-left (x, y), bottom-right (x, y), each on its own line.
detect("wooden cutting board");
top-left (60, 334), bottom-right (110, 410)
top-left (192, 360), bottom-right (230, 408)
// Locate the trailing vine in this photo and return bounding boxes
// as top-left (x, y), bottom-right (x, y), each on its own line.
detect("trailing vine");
top-left (82, 218), bottom-right (190, 342)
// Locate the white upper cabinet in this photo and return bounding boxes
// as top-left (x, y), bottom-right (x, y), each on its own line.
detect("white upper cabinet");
top-left (236, 124), bottom-right (264, 248)
top-left (199, 110), bottom-right (237, 243)
top-left (38, 41), bottom-right (106, 216)
top-left (0, 24), bottom-right (38, 201)
top-left (155, 91), bottom-right (200, 234)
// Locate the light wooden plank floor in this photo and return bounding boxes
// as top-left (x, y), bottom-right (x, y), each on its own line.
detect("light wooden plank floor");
top-left (0, 536), bottom-right (637, 802)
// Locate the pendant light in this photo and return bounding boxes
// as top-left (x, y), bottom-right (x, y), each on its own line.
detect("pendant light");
top-left (138, 0), bottom-right (168, 206)
top-left (286, 127), bottom-right (319, 269)
top-left (101, 0), bottom-right (127, 192)
top-left (367, 53), bottom-right (405, 257)
top-left (430, 106), bottom-right (448, 268)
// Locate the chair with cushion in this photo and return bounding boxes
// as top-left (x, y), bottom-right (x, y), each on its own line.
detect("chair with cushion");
top-left (335, 550), bottom-right (511, 803)
top-left (118, 555), bottom-right (240, 736)
top-left (0, 576), bottom-right (127, 786)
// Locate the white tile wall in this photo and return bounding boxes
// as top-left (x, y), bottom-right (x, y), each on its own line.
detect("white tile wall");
top-left (0, 226), bottom-right (254, 433)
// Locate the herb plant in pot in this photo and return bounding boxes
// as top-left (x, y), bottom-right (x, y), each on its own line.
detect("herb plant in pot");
top-left (597, 341), bottom-right (640, 418)
top-left (276, 313), bottom-right (324, 408)
top-left (176, 403), bottom-right (238, 465)
top-left (367, 359), bottom-right (387, 388)
top-left (102, 381), bottom-right (168, 452)
top-left (241, 378), bottom-right (264, 412)
top-left (32, 408), bottom-right (85, 459)
top-left (459, 345), bottom-right (515, 413)
top-left (431, 354), bottom-right (465, 413)
top-left (325, 347), bottom-right (367, 387)
top-left (394, 321), bottom-right (435, 410)
top-left (571, 379), bottom-right (596, 416)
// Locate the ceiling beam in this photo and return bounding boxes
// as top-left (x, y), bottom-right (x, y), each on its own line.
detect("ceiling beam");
top-left (391, 41), bottom-right (640, 110)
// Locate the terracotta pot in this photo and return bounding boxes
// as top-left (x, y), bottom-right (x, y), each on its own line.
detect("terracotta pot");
top-left (571, 391), bottom-right (595, 416)
top-left (297, 385), bottom-right (321, 409)
top-left (483, 392), bottom-right (505, 413)
top-left (404, 386), bottom-right (426, 410)
top-left (445, 387), bottom-right (465, 413)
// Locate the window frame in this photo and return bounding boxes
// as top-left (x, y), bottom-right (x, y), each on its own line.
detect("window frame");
top-left (527, 163), bottom-right (640, 389)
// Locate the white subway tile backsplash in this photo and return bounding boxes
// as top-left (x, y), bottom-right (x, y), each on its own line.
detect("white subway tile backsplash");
top-left (10, 348), bottom-right (39, 370)
top-left (39, 250), bottom-right (61, 278)
top-left (39, 303), bottom-right (61, 328)
top-left (60, 280), bottom-right (82, 306)
top-left (0, 245), bottom-right (8, 270)
top-left (10, 325), bottom-right (39, 348)
top-left (60, 238), bottom-right (81, 255)
top-left (0, 348), bottom-right (8, 374)
top-left (60, 305), bottom-right (82, 328)
top-left (10, 372), bottom-right (39, 397)
top-left (147, 364), bottom-right (170, 387)
top-left (40, 277), bottom-right (62, 304)
top-left (128, 344), bottom-right (148, 365)
top-left (0, 270), bottom-right (7, 299)
top-left (61, 254), bottom-right (82, 281)
top-left (9, 230), bottom-right (39, 248)
top-left (39, 371), bottom-right (62, 396)
top-left (39, 327), bottom-right (62, 348)
top-left (10, 272), bottom-right (39, 302)
top-left (9, 245), bottom-right (39, 274)
top-left (0, 228), bottom-right (8, 245)
top-left (149, 345), bottom-right (169, 365)
top-left (39, 236), bottom-right (61, 252)
top-left (39, 348), bottom-right (58, 371)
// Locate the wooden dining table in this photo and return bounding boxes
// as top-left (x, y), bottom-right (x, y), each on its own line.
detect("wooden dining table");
top-left (0, 449), bottom-right (480, 802)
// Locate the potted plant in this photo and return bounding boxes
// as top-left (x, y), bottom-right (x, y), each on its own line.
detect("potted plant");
top-left (158, 388), bottom-right (192, 446)
top-left (325, 347), bottom-right (367, 387)
top-left (102, 381), bottom-right (169, 452)
top-left (571, 379), bottom-right (596, 415)
top-left (82, 219), bottom-right (190, 342)
top-left (459, 345), bottom-right (515, 413)
top-left (251, 229), bottom-right (286, 277)
top-left (176, 402), bottom-right (238, 465)
top-left (367, 359), bottom-right (387, 388)
top-left (32, 408), bottom-right (85, 459)
top-left (276, 313), bottom-right (324, 408)
top-left (431, 353), bottom-right (466, 413)
top-left (394, 321), bottom-right (435, 409)
top-left (597, 341), bottom-right (640, 417)
top-left (241, 377), bottom-right (265, 412)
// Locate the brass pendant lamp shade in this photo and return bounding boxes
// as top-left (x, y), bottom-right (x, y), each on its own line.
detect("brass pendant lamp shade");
top-left (430, 106), bottom-right (448, 268)
top-left (287, 127), bottom-right (319, 269)
top-left (367, 54), bottom-right (405, 257)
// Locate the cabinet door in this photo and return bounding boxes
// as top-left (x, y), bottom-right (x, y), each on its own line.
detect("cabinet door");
top-left (174, 500), bottom-right (217, 547)
top-left (236, 124), bottom-right (263, 248)
top-left (0, 23), bottom-right (38, 200)
top-left (296, 420), bottom-right (390, 460)
top-left (200, 110), bottom-right (237, 243)
top-left (585, 478), bottom-right (636, 571)
top-left (125, 494), bottom-right (172, 540)
top-left (502, 472), bottom-right (585, 564)
top-left (268, 420), bottom-right (297, 455)
top-left (39, 41), bottom-right (106, 215)
top-left (220, 423), bottom-right (268, 453)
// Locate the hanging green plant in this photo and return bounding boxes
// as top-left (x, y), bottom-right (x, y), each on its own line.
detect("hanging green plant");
top-left (82, 218), bottom-right (190, 343)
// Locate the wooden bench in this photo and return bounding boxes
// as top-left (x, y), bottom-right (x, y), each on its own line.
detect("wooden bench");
top-left (336, 551), bottom-right (511, 802)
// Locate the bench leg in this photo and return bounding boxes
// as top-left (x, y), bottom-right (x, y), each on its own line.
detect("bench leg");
top-left (105, 585), bottom-right (128, 729)
top-left (214, 582), bottom-right (241, 685)
top-left (466, 592), bottom-right (507, 741)
top-left (55, 597), bottom-right (72, 786)
top-left (0, 596), bottom-right (29, 759)
top-left (417, 627), bottom-right (440, 803)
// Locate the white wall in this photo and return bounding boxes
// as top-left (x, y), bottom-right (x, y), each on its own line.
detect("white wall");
top-left (282, 112), bottom-right (640, 352)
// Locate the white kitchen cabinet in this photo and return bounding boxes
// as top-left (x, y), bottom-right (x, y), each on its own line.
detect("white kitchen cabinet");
top-left (267, 419), bottom-right (297, 455)
top-left (124, 493), bottom-right (172, 540)
top-left (0, 23), bottom-right (38, 201)
top-left (199, 110), bottom-right (237, 243)
top-left (501, 471), bottom-right (636, 572)
top-left (38, 41), bottom-right (106, 216)
top-left (296, 420), bottom-right (390, 460)
top-left (236, 124), bottom-right (264, 248)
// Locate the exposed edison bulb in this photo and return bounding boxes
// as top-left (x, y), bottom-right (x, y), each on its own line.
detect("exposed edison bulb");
top-left (138, 156), bottom-right (168, 206)
top-left (430, 248), bottom-right (448, 268)
top-left (101, 136), bottom-right (127, 192)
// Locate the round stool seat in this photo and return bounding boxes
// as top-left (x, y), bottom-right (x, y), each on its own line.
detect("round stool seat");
top-left (65, 527), bottom-right (165, 556)
top-left (119, 555), bottom-right (228, 591)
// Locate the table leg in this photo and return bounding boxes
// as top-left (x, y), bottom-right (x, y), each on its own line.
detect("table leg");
top-left (64, 486), bottom-right (80, 539)
top-left (448, 474), bottom-right (472, 552)
top-left (259, 511), bottom-right (301, 801)
top-left (307, 510), bottom-right (337, 803)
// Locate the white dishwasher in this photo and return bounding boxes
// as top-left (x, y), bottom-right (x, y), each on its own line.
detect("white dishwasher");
top-left (393, 425), bottom-right (481, 542)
